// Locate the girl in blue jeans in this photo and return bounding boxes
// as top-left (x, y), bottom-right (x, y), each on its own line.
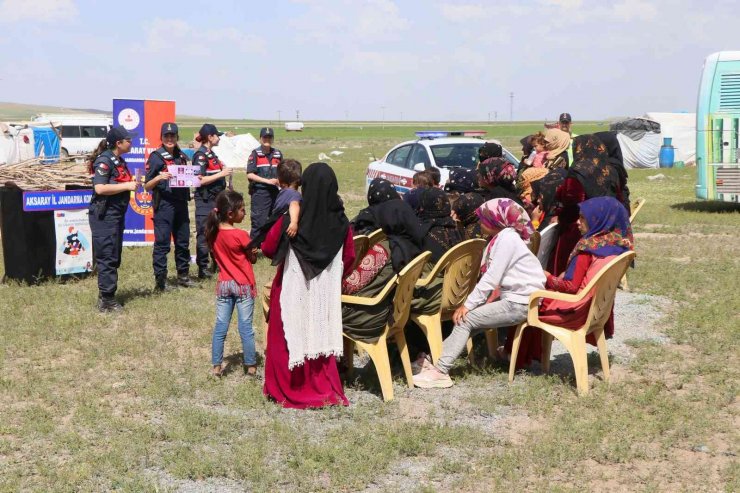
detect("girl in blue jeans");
top-left (204, 190), bottom-right (258, 377)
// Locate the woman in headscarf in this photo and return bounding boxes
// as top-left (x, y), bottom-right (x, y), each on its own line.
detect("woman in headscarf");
top-left (503, 196), bottom-right (634, 369)
top-left (342, 178), bottom-right (426, 343)
top-left (452, 192), bottom-right (485, 240)
top-left (477, 157), bottom-right (521, 203)
top-left (594, 130), bottom-right (631, 213)
top-left (444, 168), bottom-right (478, 194)
top-left (543, 128), bottom-right (571, 169)
top-left (517, 167), bottom-right (549, 218)
top-left (262, 162), bottom-right (354, 409)
top-left (531, 168), bottom-right (567, 231)
top-left (414, 198), bottom-right (544, 389)
top-left (417, 187), bottom-right (463, 263)
top-left (478, 141), bottom-right (503, 162)
top-left (549, 134), bottom-right (618, 275)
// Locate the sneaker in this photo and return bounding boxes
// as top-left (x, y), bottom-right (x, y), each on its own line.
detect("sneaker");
top-left (198, 268), bottom-right (214, 279)
top-left (98, 297), bottom-right (123, 313)
top-left (413, 366), bottom-right (454, 389)
top-left (177, 275), bottom-right (196, 288)
top-left (411, 352), bottom-right (433, 375)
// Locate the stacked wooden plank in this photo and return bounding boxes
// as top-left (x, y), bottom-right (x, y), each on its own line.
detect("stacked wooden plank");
top-left (0, 158), bottom-right (90, 190)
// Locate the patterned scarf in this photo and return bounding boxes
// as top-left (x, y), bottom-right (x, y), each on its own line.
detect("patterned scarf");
top-left (476, 198), bottom-right (535, 272)
top-left (477, 157), bottom-right (517, 192)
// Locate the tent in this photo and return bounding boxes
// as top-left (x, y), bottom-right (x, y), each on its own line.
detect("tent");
top-left (0, 124), bottom-right (35, 165)
top-left (32, 127), bottom-right (60, 164)
top-left (611, 118), bottom-right (662, 169)
top-left (212, 133), bottom-right (260, 168)
top-left (643, 112), bottom-right (696, 165)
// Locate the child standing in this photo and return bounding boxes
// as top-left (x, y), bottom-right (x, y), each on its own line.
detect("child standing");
top-left (204, 190), bottom-right (258, 377)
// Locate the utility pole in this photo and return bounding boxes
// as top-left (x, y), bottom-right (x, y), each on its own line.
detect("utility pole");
top-left (296, 109), bottom-right (300, 121)
top-left (494, 111), bottom-right (498, 122)
top-left (509, 92), bottom-right (514, 122)
top-left (400, 111), bottom-right (403, 122)
top-left (277, 110), bottom-right (281, 123)
top-left (488, 111), bottom-right (491, 123)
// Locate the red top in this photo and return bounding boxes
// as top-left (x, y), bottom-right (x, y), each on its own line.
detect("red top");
top-left (212, 228), bottom-right (256, 290)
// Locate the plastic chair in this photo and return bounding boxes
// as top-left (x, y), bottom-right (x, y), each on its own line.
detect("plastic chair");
top-left (621, 198), bottom-right (645, 291)
top-left (342, 251), bottom-right (431, 401)
top-left (351, 235), bottom-right (370, 271)
top-left (409, 239), bottom-right (486, 364)
top-left (508, 251), bottom-right (635, 395)
top-left (366, 228), bottom-right (386, 247)
top-left (479, 233), bottom-right (541, 360)
top-left (536, 223), bottom-right (559, 269)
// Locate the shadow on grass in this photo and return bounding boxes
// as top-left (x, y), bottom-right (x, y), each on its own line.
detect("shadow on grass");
top-left (670, 201), bottom-right (740, 214)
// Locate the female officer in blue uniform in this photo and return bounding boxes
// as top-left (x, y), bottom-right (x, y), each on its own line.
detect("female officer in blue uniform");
top-left (144, 122), bottom-right (195, 291)
top-left (88, 127), bottom-right (137, 312)
top-left (193, 123), bottom-right (233, 278)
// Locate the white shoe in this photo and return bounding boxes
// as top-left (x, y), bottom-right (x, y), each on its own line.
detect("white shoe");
top-left (413, 366), bottom-right (454, 389)
top-left (411, 352), bottom-right (433, 375)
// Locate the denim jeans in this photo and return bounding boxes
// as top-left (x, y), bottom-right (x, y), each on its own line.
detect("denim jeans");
top-left (212, 294), bottom-right (256, 366)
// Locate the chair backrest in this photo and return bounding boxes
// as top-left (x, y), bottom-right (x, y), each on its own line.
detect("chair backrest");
top-left (629, 198), bottom-right (646, 223)
top-left (367, 228), bottom-right (386, 246)
top-left (351, 235), bottom-right (370, 271)
top-left (528, 231), bottom-right (541, 256)
top-left (537, 223), bottom-right (559, 269)
top-left (582, 251), bottom-right (636, 335)
top-left (433, 239), bottom-right (487, 316)
top-left (390, 251), bottom-right (432, 330)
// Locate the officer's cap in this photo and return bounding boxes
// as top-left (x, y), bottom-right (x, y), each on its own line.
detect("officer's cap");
top-left (559, 112), bottom-right (572, 123)
top-left (260, 127), bottom-right (274, 138)
top-left (161, 122), bottom-right (179, 136)
top-left (106, 126), bottom-right (132, 146)
top-left (199, 123), bottom-right (224, 137)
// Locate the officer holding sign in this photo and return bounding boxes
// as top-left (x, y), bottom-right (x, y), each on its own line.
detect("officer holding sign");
top-left (144, 122), bottom-right (194, 291)
top-left (246, 127), bottom-right (283, 239)
top-left (88, 127), bottom-right (136, 312)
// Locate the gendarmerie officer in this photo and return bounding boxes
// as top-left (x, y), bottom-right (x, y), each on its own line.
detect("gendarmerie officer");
top-left (246, 127), bottom-right (283, 239)
top-left (144, 122), bottom-right (195, 291)
top-left (88, 126), bottom-right (137, 312)
top-left (193, 123), bottom-right (233, 278)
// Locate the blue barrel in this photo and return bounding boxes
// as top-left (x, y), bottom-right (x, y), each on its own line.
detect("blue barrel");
top-left (659, 137), bottom-right (674, 168)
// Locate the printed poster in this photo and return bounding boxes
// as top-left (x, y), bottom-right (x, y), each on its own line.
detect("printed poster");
top-left (168, 164), bottom-right (201, 188)
top-left (54, 209), bottom-right (93, 275)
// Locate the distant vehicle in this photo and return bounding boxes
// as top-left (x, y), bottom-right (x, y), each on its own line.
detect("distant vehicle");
top-left (696, 51), bottom-right (740, 202)
top-left (285, 121), bottom-right (304, 131)
top-left (31, 114), bottom-right (112, 158)
top-left (366, 130), bottom-right (519, 193)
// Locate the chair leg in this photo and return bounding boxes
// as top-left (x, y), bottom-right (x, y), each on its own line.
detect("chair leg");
top-left (571, 333), bottom-right (589, 396)
top-left (466, 338), bottom-right (475, 365)
top-left (541, 332), bottom-right (554, 374)
top-left (393, 330), bottom-right (414, 389)
top-left (620, 273), bottom-right (629, 291)
top-left (595, 327), bottom-right (610, 383)
top-left (508, 323), bottom-right (526, 383)
top-left (485, 329), bottom-right (499, 359)
top-left (362, 337), bottom-right (394, 402)
top-left (414, 313), bottom-right (443, 365)
top-left (343, 337), bottom-right (355, 379)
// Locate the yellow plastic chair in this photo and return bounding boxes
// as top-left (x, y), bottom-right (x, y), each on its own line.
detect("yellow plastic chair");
top-left (621, 198), bottom-right (645, 291)
top-left (479, 233), bottom-right (541, 360)
top-left (508, 251), bottom-right (635, 395)
top-left (351, 235), bottom-right (370, 271)
top-left (409, 239), bottom-right (486, 364)
top-left (342, 251), bottom-right (431, 401)
top-left (366, 228), bottom-right (387, 247)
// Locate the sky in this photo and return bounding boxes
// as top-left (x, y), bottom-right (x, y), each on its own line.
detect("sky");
top-left (0, 0), bottom-right (738, 121)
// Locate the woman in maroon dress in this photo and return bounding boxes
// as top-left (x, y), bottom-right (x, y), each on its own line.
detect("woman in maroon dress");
top-left (261, 162), bottom-right (355, 409)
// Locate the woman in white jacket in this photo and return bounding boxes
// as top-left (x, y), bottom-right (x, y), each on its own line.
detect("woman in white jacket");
top-left (414, 198), bottom-right (545, 388)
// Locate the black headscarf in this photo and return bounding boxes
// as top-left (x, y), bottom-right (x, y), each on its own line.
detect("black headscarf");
top-left (594, 131), bottom-right (630, 211)
top-left (284, 162), bottom-right (349, 280)
top-left (351, 178), bottom-right (424, 272)
top-left (478, 142), bottom-right (503, 162)
top-left (453, 192), bottom-right (485, 240)
top-left (444, 168), bottom-right (477, 193)
top-left (569, 135), bottom-right (619, 199)
top-left (531, 168), bottom-right (566, 231)
top-left (417, 187), bottom-right (462, 262)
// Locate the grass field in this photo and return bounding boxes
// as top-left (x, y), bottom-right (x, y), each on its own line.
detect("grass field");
top-left (0, 123), bottom-right (738, 492)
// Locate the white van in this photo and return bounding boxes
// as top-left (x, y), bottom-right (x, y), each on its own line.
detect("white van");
top-left (32, 114), bottom-right (113, 158)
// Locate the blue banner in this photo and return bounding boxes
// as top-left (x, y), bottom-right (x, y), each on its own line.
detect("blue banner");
top-left (23, 190), bottom-right (93, 212)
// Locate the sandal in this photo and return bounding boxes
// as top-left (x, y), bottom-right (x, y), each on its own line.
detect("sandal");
top-left (212, 364), bottom-right (224, 378)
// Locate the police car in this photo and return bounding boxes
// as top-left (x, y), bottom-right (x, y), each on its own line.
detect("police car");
top-left (366, 131), bottom-right (519, 192)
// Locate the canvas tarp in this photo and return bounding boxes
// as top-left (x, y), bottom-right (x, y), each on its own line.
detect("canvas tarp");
top-left (0, 124), bottom-right (35, 165)
top-left (611, 118), bottom-right (662, 169)
top-left (643, 112), bottom-right (696, 165)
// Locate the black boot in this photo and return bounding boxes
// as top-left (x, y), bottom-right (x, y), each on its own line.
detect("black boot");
top-left (98, 296), bottom-right (123, 313)
top-left (155, 274), bottom-right (174, 292)
top-left (177, 273), bottom-right (195, 288)
top-left (198, 268), bottom-right (214, 279)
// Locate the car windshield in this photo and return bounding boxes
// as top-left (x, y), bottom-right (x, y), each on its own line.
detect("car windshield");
top-left (429, 143), bottom-right (482, 169)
